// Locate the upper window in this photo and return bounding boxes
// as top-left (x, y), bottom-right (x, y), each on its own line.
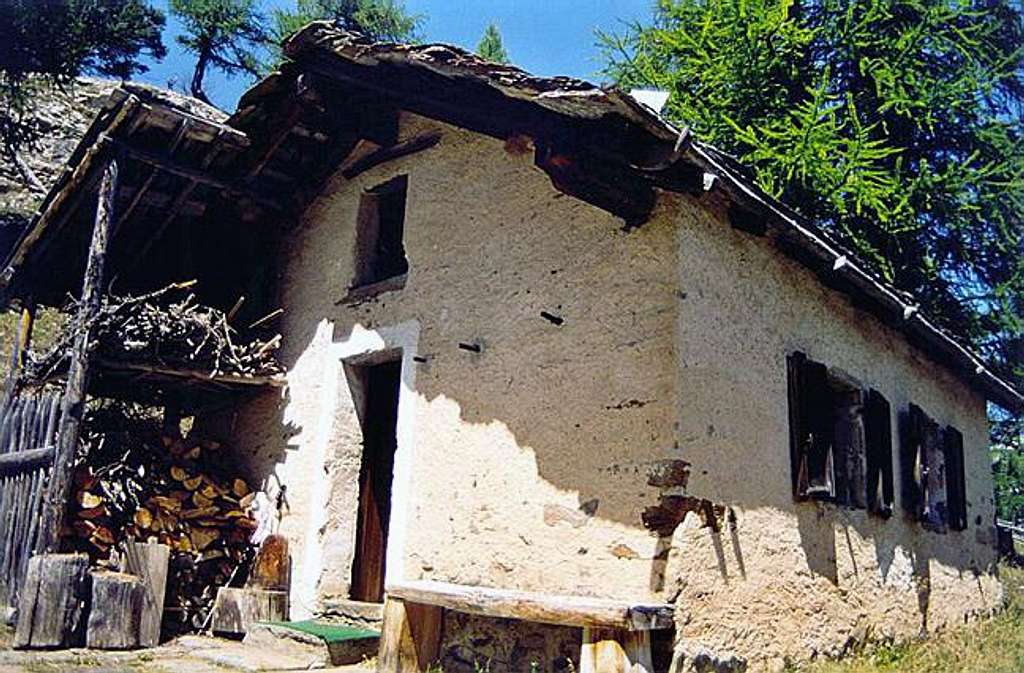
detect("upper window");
top-left (900, 404), bottom-right (967, 532)
top-left (353, 175), bottom-right (409, 290)
top-left (786, 352), bottom-right (894, 515)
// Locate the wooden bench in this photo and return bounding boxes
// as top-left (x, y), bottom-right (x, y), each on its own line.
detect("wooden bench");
top-left (378, 579), bottom-right (674, 673)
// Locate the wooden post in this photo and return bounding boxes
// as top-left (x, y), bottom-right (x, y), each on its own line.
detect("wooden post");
top-left (377, 597), bottom-right (443, 673)
top-left (36, 157), bottom-right (118, 555)
top-left (210, 586), bottom-right (288, 636)
top-left (0, 298), bottom-right (35, 411)
top-left (123, 541), bottom-right (169, 647)
top-left (579, 628), bottom-right (653, 673)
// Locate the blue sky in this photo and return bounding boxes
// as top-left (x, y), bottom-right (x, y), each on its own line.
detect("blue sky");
top-left (135, 0), bottom-right (655, 111)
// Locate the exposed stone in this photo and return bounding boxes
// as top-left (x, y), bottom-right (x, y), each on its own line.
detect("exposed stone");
top-left (672, 644), bottom-right (747, 673)
top-left (647, 459), bottom-right (691, 489)
top-left (609, 543), bottom-right (640, 559)
top-left (543, 504), bottom-right (589, 528)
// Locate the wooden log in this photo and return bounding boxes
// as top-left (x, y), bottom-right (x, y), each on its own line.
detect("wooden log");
top-left (386, 579), bottom-right (674, 630)
top-left (248, 534), bottom-right (289, 591)
top-left (377, 597), bottom-right (442, 673)
top-left (36, 157), bottom-right (118, 555)
top-left (579, 628), bottom-right (653, 673)
top-left (210, 587), bottom-right (288, 636)
top-left (123, 541), bottom-right (169, 648)
top-left (14, 553), bottom-right (91, 649)
top-left (86, 571), bottom-right (143, 649)
top-left (341, 133), bottom-right (442, 180)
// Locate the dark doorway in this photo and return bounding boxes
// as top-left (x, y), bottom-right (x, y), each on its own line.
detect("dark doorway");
top-left (349, 359), bottom-right (402, 603)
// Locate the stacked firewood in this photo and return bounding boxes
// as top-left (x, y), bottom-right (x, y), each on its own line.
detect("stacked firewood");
top-left (65, 401), bottom-right (261, 634)
top-left (26, 281), bottom-right (283, 383)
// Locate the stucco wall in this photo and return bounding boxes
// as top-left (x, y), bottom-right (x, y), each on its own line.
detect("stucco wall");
top-left (663, 190), bottom-right (1002, 671)
top-left (222, 111), bottom-right (1002, 671)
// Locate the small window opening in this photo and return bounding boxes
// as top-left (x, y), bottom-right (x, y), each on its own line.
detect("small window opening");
top-left (353, 175), bottom-right (409, 289)
top-left (900, 404), bottom-right (966, 533)
top-left (944, 425), bottom-right (968, 531)
top-left (864, 389), bottom-right (895, 517)
top-left (787, 352), bottom-right (893, 513)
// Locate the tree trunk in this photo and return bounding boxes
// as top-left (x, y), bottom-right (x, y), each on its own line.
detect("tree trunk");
top-left (191, 50), bottom-right (211, 104)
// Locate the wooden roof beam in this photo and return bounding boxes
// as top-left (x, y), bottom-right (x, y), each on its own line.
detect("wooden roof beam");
top-left (103, 137), bottom-right (282, 212)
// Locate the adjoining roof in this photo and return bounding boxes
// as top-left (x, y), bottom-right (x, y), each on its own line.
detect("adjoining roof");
top-left (2, 22), bottom-right (1020, 413)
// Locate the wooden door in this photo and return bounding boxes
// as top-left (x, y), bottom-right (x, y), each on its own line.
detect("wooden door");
top-left (350, 359), bottom-right (401, 603)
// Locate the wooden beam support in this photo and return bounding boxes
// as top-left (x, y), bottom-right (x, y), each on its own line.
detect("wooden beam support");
top-left (386, 579), bottom-right (673, 630)
top-left (36, 157), bottom-right (118, 555)
top-left (104, 138), bottom-right (282, 211)
top-left (580, 628), bottom-right (653, 673)
top-left (0, 446), bottom-right (55, 476)
top-left (341, 133), bottom-right (442, 180)
top-left (95, 359), bottom-right (286, 388)
top-left (377, 597), bottom-right (443, 673)
top-left (113, 118), bottom-right (193, 234)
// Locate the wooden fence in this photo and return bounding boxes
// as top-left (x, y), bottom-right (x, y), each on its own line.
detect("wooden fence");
top-left (0, 390), bottom-right (64, 612)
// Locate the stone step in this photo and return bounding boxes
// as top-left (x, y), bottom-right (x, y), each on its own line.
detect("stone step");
top-left (243, 620), bottom-right (380, 668)
top-left (319, 598), bottom-right (385, 630)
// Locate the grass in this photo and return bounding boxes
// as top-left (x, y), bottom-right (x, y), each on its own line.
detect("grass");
top-left (792, 565), bottom-right (1024, 673)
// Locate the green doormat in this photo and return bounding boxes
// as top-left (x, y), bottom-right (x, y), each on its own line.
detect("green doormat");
top-left (261, 620), bottom-right (380, 643)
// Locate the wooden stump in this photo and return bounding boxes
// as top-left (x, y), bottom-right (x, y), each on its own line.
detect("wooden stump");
top-left (123, 541), bottom-right (169, 647)
top-left (377, 597), bottom-right (442, 673)
top-left (250, 535), bottom-right (289, 591)
top-left (579, 628), bottom-right (652, 673)
top-left (210, 586), bottom-right (288, 636)
top-left (86, 571), bottom-right (143, 649)
top-left (14, 553), bottom-right (90, 649)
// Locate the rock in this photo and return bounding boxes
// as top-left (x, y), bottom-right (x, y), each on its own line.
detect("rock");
top-left (672, 643), bottom-right (747, 673)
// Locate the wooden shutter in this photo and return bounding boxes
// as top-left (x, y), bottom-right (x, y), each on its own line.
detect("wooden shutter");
top-left (787, 352), bottom-right (834, 501)
top-left (864, 389), bottom-right (894, 517)
top-left (920, 415), bottom-right (946, 532)
top-left (900, 404), bottom-right (926, 518)
top-left (833, 387), bottom-right (866, 509)
top-left (944, 426), bottom-right (967, 531)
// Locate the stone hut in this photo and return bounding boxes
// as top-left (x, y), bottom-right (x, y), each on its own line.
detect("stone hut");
top-left (2, 23), bottom-right (1021, 673)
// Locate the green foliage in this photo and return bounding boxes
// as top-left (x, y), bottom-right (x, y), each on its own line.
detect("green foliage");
top-left (170, 0), bottom-right (267, 104)
top-left (993, 442), bottom-right (1024, 522)
top-left (270, 0), bottom-right (423, 61)
top-left (476, 22), bottom-right (510, 64)
top-left (0, 0), bottom-right (165, 159)
top-left (601, 0), bottom-right (1024, 393)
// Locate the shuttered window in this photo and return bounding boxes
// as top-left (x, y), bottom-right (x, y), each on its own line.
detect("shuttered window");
top-left (901, 404), bottom-right (951, 532)
top-left (787, 352), bottom-right (835, 501)
top-left (864, 389), bottom-right (894, 517)
top-left (787, 353), bottom-right (894, 513)
top-left (944, 426), bottom-right (968, 531)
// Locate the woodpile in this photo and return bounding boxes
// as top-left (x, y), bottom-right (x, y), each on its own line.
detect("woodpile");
top-left (64, 401), bottom-right (262, 636)
top-left (25, 281), bottom-right (283, 384)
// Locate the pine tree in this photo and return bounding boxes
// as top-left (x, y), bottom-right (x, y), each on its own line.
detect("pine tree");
top-left (270, 0), bottom-right (422, 57)
top-left (601, 0), bottom-right (1024, 397)
top-left (0, 0), bottom-right (166, 187)
top-left (170, 0), bottom-right (267, 105)
top-left (476, 22), bottom-right (509, 64)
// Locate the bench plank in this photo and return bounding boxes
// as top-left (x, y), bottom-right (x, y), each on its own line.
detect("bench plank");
top-left (386, 580), bottom-right (673, 630)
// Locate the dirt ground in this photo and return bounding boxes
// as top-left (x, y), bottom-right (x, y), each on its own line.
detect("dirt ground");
top-left (0, 625), bottom-right (373, 673)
